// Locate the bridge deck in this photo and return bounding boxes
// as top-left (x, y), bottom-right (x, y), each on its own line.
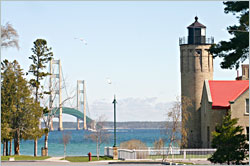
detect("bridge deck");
top-left (45, 107), bottom-right (92, 124)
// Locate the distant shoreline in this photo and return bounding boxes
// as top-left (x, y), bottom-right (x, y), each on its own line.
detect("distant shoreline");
top-left (51, 128), bottom-right (165, 131)
top-left (42, 121), bottom-right (175, 129)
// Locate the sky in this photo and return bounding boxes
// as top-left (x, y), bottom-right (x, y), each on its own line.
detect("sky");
top-left (1, 1), bottom-right (248, 122)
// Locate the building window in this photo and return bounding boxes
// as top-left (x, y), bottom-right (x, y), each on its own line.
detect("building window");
top-left (246, 127), bottom-right (249, 141)
top-left (195, 49), bottom-right (202, 71)
top-left (195, 49), bottom-right (201, 55)
top-left (246, 99), bottom-right (249, 114)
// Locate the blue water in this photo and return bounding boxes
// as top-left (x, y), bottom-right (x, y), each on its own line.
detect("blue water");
top-left (3, 129), bottom-right (175, 156)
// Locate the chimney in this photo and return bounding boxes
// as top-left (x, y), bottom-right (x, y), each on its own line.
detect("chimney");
top-left (242, 64), bottom-right (249, 80)
top-left (236, 64), bottom-right (249, 80)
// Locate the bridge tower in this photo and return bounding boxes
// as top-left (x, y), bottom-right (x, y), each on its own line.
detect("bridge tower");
top-left (77, 80), bottom-right (87, 130)
top-left (49, 59), bottom-right (63, 131)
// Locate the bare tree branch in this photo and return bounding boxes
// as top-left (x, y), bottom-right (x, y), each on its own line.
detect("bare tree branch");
top-left (1, 22), bottom-right (19, 49)
top-left (163, 96), bottom-right (192, 161)
top-left (62, 131), bottom-right (71, 160)
top-left (85, 115), bottom-right (110, 160)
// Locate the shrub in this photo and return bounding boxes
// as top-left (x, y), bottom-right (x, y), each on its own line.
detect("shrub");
top-left (119, 139), bottom-right (148, 159)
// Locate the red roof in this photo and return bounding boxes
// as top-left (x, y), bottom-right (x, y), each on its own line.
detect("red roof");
top-left (208, 80), bottom-right (249, 109)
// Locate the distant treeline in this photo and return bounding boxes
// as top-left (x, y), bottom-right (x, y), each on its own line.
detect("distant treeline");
top-left (42, 121), bottom-right (180, 129)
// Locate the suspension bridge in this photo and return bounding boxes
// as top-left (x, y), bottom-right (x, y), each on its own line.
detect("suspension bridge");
top-left (44, 59), bottom-right (93, 131)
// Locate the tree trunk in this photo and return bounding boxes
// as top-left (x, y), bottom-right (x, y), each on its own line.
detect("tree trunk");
top-left (3, 140), bottom-right (6, 156)
top-left (35, 77), bottom-right (38, 157)
top-left (14, 130), bottom-right (20, 155)
top-left (96, 138), bottom-right (99, 160)
top-left (44, 131), bottom-right (48, 149)
top-left (6, 140), bottom-right (9, 156)
top-left (64, 145), bottom-right (66, 160)
top-left (44, 131), bottom-right (48, 156)
top-left (9, 139), bottom-right (12, 156)
top-left (34, 138), bottom-right (37, 156)
top-left (14, 138), bottom-right (16, 155)
top-left (162, 145), bottom-right (165, 161)
top-left (98, 145), bottom-right (100, 160)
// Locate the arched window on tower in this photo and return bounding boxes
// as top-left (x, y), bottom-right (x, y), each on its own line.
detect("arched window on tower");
top-left (196, 49), bottom-right (202, 71)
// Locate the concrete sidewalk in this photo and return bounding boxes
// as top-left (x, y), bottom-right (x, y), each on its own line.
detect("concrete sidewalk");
top-left (44, 157), bottom-right (70, 162)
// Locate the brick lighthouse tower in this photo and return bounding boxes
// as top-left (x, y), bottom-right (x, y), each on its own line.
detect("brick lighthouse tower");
top-left (179, 17), bottom-right (214, 148)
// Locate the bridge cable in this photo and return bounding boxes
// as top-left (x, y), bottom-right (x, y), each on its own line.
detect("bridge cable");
top-left (85, 94), bottom-right (91, 118)
top-left (61, 67), bottom-right (74, 108)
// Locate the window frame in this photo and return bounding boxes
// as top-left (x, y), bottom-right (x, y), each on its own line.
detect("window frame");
top-left (245, 98), bottom-right (249, 115)
top-left (246, 127), bottom-right (249, 141)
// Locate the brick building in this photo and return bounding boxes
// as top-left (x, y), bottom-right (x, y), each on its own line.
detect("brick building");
top-left (201, 78), bottom-right (249, 148)
top-left (180, 17), bottom-right (249, 148)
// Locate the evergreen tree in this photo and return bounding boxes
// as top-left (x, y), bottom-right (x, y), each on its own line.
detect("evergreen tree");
top-left (209, 1), bottom-right (249, 69)
top-left (208, 112), bottom-right (249, 165)
top-left (28, 39), bottom-right (53, 156)
top-left (1, 60), bottom-right (43, 155)
top-left (1, 60), bottom-right (15, 155)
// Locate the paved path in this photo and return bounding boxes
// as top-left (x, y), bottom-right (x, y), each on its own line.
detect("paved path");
top-left (2, 158), bottom-right (212, 166)
top-left (44, 157), bottom-right (69, 162)
top-left (2, 161), bottom-right (109, 166)
top-left (169, 159), bottom-right (212, 165)
top-left (2, 162), bottom-right (164, 166)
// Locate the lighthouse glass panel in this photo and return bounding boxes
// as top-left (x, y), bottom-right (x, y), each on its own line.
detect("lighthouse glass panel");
top-left (201, 28), bottom-right (206, 36)
top-left (194, 28), bottom-right (201, 36)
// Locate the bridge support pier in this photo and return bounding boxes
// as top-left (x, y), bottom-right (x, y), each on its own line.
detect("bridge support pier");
top-left (58, 115), bottom-right (63, 131)
top-left (77, 118), bottom-right (80, 130)
top-left (50, 120), bottom-right (54, 131)
top-left (58, 60), bottom-right (63, 131)
top-left (77, 80), bottom-right (87, 130)
top-left (50, 59), bottom-right (63, 131)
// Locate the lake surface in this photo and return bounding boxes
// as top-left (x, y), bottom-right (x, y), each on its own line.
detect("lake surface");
top-left (3, 129), bottom-right (177, 156)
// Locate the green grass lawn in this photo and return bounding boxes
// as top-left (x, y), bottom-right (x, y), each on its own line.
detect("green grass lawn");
top-left (63, 156), bottom-right (113, 162)
top-left (1, 155), bottom-right (50, 161)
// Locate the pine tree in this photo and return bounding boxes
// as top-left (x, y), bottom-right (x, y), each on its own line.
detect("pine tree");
top-left (208, 112), bottom-right (249, 165)
top-left (1, 60), bottom-right (43, 155)
top-left (209, 1), bottom-right (249, 69)
top-left (1, 60), bottom-right (15, 155)
top-left (28, 39), bottom-right (53, 156)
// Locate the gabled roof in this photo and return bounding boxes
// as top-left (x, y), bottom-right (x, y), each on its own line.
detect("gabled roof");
top-left (207, 80), bottom-right (249, 109)
top-left (188, 16), bottom-right (206, 28)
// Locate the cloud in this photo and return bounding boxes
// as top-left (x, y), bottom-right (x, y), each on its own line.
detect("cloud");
top-left (89, 97), bottom-right (173, 121)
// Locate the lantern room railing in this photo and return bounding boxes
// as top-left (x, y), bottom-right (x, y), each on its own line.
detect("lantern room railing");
top-left (179, 36), bottom-right (214, 45)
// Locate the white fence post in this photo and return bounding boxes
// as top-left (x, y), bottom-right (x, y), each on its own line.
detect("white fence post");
top-left (183, 149), bottom-right (186, 159)
top-left (104, 147), bottom-right (107, 156)
top-left (133, 149), bottom-right (136, 159)
top-left (104, 147), bottom-right (216, 160)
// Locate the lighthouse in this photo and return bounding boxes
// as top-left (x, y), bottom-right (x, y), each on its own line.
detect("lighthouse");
top-left (180, 17), bottom-right (214, 148)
